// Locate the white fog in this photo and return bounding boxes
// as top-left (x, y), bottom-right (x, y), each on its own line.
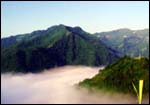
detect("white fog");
top-left (1, 66), bottom-right (149, 104)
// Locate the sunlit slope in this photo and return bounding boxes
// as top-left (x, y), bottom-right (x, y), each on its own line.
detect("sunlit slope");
top-left (79, 56), bottom-right (149, 94)
top-left (95, 29), bottom-right (149, 57)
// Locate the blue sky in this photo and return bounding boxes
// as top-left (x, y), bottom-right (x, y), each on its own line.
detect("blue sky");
top-left (1, 1), bottom-right (149, 38)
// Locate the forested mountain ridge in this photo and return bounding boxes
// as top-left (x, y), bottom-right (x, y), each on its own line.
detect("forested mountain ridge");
top-left (1, 24), bottom-right (119, 73)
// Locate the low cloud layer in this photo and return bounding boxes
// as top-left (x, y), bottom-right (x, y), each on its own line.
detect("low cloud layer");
top-left (1, 66), bottom-right (149, 104)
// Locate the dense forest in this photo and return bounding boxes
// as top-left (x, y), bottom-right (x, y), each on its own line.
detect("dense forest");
top-left (79, 56), bottom-right (149, 94)
top-left (1, 25), bottom-right (118, 73)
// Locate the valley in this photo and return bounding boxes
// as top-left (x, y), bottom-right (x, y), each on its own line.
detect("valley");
top-left (1, 66), bottom-right (149, 104)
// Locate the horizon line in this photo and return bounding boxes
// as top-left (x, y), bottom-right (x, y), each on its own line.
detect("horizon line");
top-left (1, 24), bottom-right (149, 38)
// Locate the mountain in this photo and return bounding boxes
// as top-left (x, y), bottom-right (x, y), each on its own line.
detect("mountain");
top-left (94, 28), bottom-right (149, 57)
top-left (79, 56), bottom-right (149, 94)
top-left (1, 24), bottom-right (119, 73)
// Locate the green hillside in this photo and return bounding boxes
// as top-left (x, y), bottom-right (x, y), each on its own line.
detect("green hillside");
top-left (79, 56), bottom-right (149, 94)
top-left (1, 25), bottom-right (119, 73)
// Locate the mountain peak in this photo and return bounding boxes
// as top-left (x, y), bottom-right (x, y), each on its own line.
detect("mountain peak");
top-left (73, 26), bottom-right (83, 32)
top-left (65, 26), bottom-right (86, 35)
top-left (46, 24), bottom-right (66, 31)
top-left (45, 24), bottom-right (86, 35)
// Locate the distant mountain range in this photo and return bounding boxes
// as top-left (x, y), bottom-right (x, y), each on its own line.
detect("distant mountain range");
top-left (94, 28), bottom-right (149, 57)
top-left (1, 24), bottom-right (119, 73)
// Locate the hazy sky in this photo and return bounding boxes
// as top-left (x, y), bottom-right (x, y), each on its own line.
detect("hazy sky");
top-left (1, 1), bottom-right (149, 38)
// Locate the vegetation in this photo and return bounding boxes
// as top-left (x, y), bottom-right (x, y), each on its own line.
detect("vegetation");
top-left (95, 28), bottom-right (149, 57)
top-left (1, 24), bottom-right (119, 73)
top-left (79, 56), bottom-right (149, 94)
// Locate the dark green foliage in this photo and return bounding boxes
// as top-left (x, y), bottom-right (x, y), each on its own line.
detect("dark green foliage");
top-left (16, 50), bottom-right (27, 71)
top-left (1, 24), bottom-right (119, 73)
top-left (26, 47), bottom-right (66, 72)
top-left (79, 56), bottom-right (149, 94)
